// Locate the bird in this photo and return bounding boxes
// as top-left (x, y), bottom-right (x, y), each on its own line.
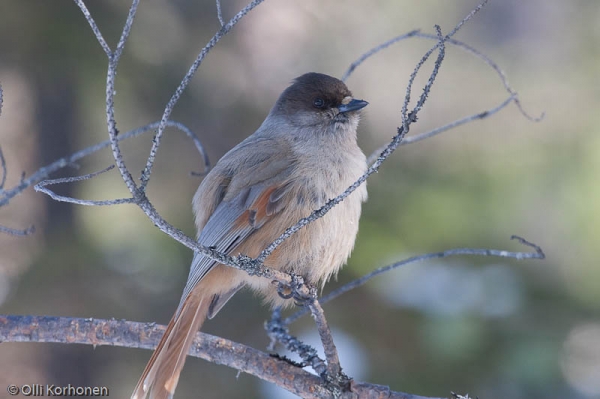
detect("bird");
top-left (131, 72), bottom-right (369, 399)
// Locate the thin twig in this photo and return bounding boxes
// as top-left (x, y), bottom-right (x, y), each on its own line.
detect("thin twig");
top-left (34, 165), bottom-right (135, 206)
top-left (284, 235), bottom-right (545, 325)
top-left (170, 120), bottom-right (211, 176)
top-left (405, 95), bottom-right (516, 144)
top-left (0, 120), bottom-right (205, 208)
top-left (105, 0), bottom-right (140, 195)
top-left (342, 0), bottom-right (496, 85)
top-left (267, 306), bottom-right (351, 396)
top-left (138, 0), bottom-right (265, 191)
top-left (447, 0), bottom-right (489, 39)
top-left (73, 0), bottom-right (112, 57)
top-left (308, 299), bottom-right (347, 390)
top-left (0, 146), bottom-right (6, 191)
top-left (266, 309), bottom-right (327, 375)
top-left (401, 25), bottom-right (445, 132)
top-left (113, 0), bottom-right (138, 62)
top-left (397, 0), bottom-right (504, 125)
top-left (0, 224), bottom-right (35, 237)
top-left (367, 94), bottom-right (515, 164)
top-left (216, 0), bottom-right (225, 26)
top-left (342, 27), bottom-right (542, 124)
top-left (341, 30), bottom-right (421, 82)
top-left (414, 33), bottom-right (544, 122)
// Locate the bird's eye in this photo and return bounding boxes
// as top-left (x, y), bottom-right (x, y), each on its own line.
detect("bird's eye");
top-left (313, 98), bottom-right (325, 108)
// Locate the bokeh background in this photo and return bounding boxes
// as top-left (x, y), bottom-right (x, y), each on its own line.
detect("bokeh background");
top-left (1, 0), bottom-right (599, 398)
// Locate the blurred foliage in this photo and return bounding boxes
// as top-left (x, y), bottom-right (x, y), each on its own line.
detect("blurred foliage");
top-left (1, 0), bottom-right (599, 398)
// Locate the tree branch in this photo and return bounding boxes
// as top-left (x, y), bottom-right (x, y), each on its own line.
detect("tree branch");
top-left (34, 165), bottom-right (135, 206)
top-left (72, 0), bottom-right (112, 57)
top-left (0, 120), bottom-right (207, 209)
top-left (413, 33), bottom-right (544, 122)
top-left (284, 235), bottom-right (545, 325)
top-left (137, 0), bottom-right (266, 191)
top-left (216, 0), bottom-right (225, 27)
top-left (368, 94), bottom-right (516, 165)
top-left (0, 315), bottom-right (446, 399)
top-left (0, 224), bottom-right (35, 237)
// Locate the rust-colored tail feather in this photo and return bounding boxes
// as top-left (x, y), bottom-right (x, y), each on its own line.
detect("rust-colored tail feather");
top-left (132, 294), bottom-right (209, 399)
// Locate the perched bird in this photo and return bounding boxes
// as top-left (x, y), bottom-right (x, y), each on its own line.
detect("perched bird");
top-left (132, 72), bottom-right (368, 399)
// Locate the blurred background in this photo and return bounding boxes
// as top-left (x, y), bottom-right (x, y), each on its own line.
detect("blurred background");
top-left (1, 0), bottom-right (599, 398)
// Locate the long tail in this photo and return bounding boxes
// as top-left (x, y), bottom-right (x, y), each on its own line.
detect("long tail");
top-left (131, 293), bottom-right (210, 399)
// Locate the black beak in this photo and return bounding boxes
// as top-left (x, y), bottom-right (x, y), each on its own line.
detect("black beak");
top-left (338, 99), bottom-right (369, 113)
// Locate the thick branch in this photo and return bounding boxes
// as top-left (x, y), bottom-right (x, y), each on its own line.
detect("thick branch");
top-left (0, 315), bottom-right (445, 399)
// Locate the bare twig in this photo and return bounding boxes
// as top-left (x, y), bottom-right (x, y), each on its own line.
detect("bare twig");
top-left (284, 235), bottom-right (545, 325)
top-left (73, 0), bottom-right (112, 57)
top-left (266, 309), bottom-right (327, 375)
top-left (308, 298), bottom-right (347, 389)
top-left (342, 28), bottom-right (543, 127)
top-left (138, 0), bottom-right (265, 191)
top-left (367, 94), bottom-right (515, 164)
top-left (0, 145), bottom-right (6, 191)
top-left (414, 33), bottom-right (543, 122)
top-left (341, 30), bottom-right (421, 82)
top-left (216, 0), bottom-right (225, 27)
top-left (104, 0), bottom-right (140, 195)
top-left (0, 224), bottom-right (35, 237)
top-left (171, 120), bottom-right (211, 176)
top-left (401, 24), bottom-right (445, 131)
top-left (266, 307), bottom-right (353, 396)
top-left (447, 0), bottom-right (489, 38)
top-left (404, 94), bottom-right (516, 145)
top-left (0, 120), bottom-right (205, 208)
top-left (0, 315), bottom-right (444, 399)
top-left (34, 165), bottom-right (135, 206)
top-left (340, 15), bottom-right (545, 167)
top-left (113, 0), bottom-right (139, 62)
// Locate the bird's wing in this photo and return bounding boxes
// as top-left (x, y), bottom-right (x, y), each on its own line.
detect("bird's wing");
top-left (177, 138), bottom-right (296, 315)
